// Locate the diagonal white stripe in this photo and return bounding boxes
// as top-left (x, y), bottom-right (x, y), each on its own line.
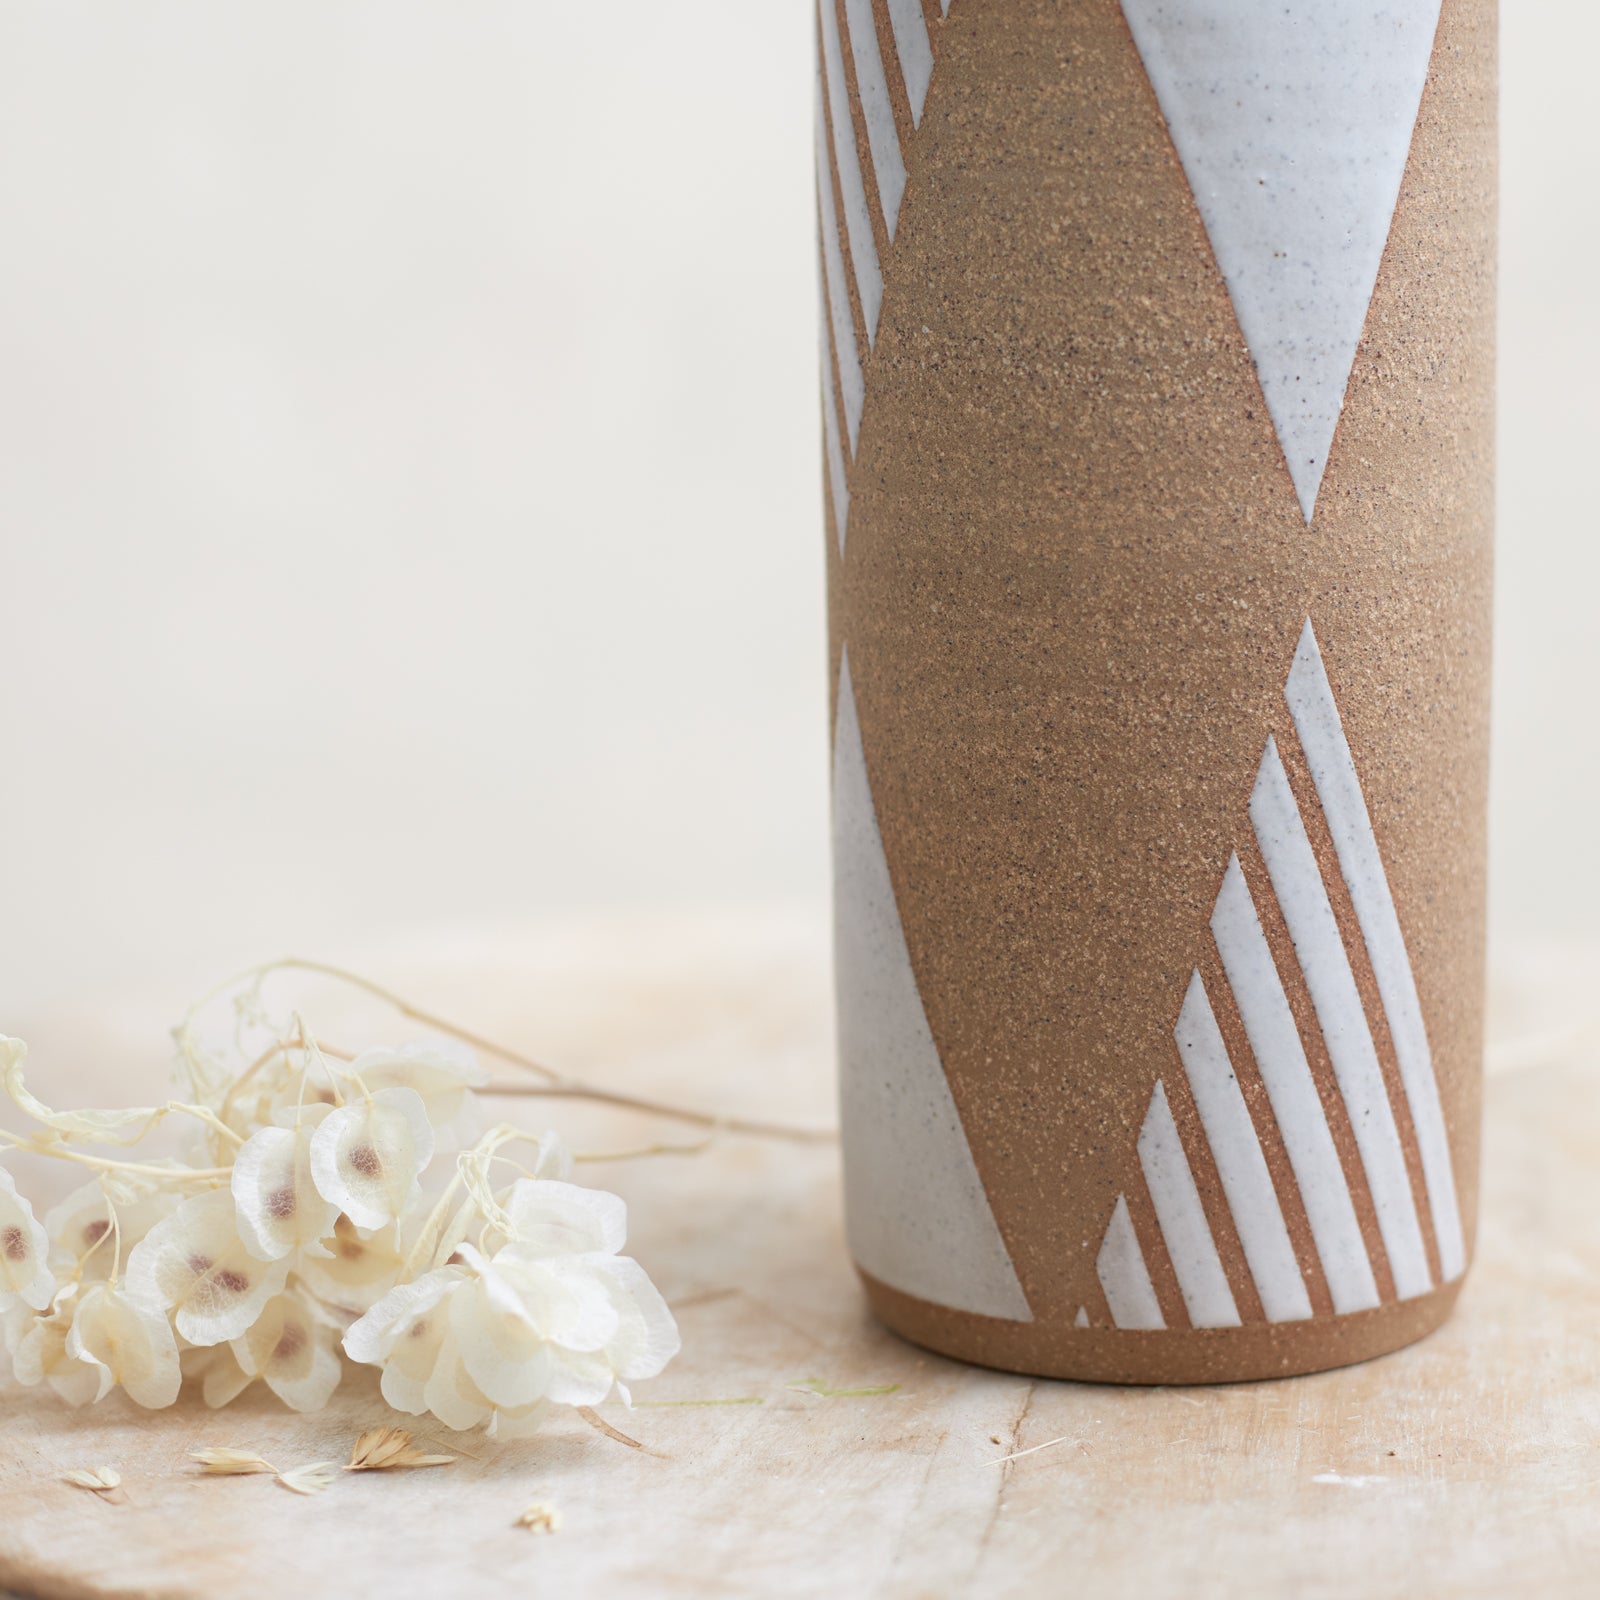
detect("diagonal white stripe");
top-left (1284, 620), bottom-right (1466, 1280)
top-left (816, 74), bottom-right (865, 454)
top-left (818, 0), bottom-right (884, 343)
top-left (1138, 1080), bottom-right (1241, 1328)
top-left (1250, 736), bottom-right (1432, 1300)
top-left (1211, 854), bottom-right (1380, 1314)
top-left (843, 0), bottom-right (908, 237)
top-left (884, 0), bottom-right (934, 125)
top-left (817, 267), bottom-right (850, 549)
top-left (1175, 970), bottom-right (1313, 1323)
top-left (1096, 1194), bottom-right (1165, 1330)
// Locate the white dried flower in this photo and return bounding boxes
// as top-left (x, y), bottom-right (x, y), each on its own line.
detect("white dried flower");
top-left (309, 1088), bottom-right (433, 1233)
top-left (125, 1188), bottom-right (289, 1345)
top-left (294, 1214), bottom-right (405, 1314)
top-left (12, 1301), bottom-right (101, 1407)
top-left (343, 1176), bottom-right (678, 1435)
top-left (227, 1288), bottom-right (342, 1413)
top-left (341, 1040), bottom-right (487, 1139)
top-left (45, 1182), bottom-right (176, 1283)
top-left (230, 1114), bottom-right (339, 1263)
top-left (484, 1177), bottom-right (625, 1258)
top-left (65, 1283), bottom-right (181, 1409)
top-left (342, 1267), bottom-right (463, 1417)
top-left (0, 1165), bottom-right (55, 1312)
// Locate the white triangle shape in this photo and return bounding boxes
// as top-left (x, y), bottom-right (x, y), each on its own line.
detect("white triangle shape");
top-left (833, 650), bottom-right (1032, 1321)
top-left (1119, 0), bottom-right (1441, 521)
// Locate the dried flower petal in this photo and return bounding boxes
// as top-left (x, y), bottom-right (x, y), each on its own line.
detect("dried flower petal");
top-left (45, 1182), bottom-right (177, 1283)
top-left (189, 1341), bottom-right (254, 1409)
top-left (448, 1247), bottom-right (619, 1410)
top-left (343, 1269), bottom-right (464, 1418)
top-left (275, 1461), bottom-right (340, 1496)
top-left (230, 1289), bottom-right (341, 1413)
top-left (189, 1448), bottom-right (278, 1475)
top-left (295, 1214), bottom-right (405, 1313)
top-left (12, 1304), bottom-right (101, 1407)
top-left (66, 1284), bottom-right (182, 1409)
top-left (2, 1037), bottom-right (162, 1145)
top-left (341, 1040), bottom-right (487, 1138)
top-left (125, 1188), bottom-right (289, 1345)
top-left (419, 1324), bottom-right (496, 1433)
top-left (584, 1255), bottom-right (682, 1386)
top-left (346, 1426), bottom-right (455, 1471)
top-left (1, 1296), bottom-right (33, 1357)
top-left (0, 1165), bottom-right (55, 1312)
top-left (231, 1118), bottom-right (339, 1263)
top-left (309, 1088), bottom-right (433, 1232)
top-left (492, 1178), bottom-right (626, 1259)
top-left (515, 1502), bottom-right (561, 1535)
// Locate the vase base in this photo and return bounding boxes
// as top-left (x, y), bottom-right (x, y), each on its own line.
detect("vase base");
top-left (858, 1267), bottom-right (1466, 1385)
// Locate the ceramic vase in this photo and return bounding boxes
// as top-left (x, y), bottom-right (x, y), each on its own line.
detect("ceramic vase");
top-left (820, 0), bottom-right (1494, 1382)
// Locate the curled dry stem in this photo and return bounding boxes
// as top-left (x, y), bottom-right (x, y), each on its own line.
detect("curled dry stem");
top-left (196, 957), bottom-right (835, 1144)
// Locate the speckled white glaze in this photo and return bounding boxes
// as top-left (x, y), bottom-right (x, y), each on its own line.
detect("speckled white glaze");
top-left (1119, 0), bottom-right (1442, 520)
top-left (832, 652), bottom-right (1033, 1322)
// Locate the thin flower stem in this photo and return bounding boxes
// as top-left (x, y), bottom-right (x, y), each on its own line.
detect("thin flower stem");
top-left (171, 1102), bottom-right (245, 1148)
top-left (403, 1170), bottom-right (466, 1277)
top-left (0, 1130), bottom-right (229, 1182)
top-left (238, 959), bottom-right (564, 1083)
top-left (220, 1040), bottom-right (300, 1121)
top-left (73, 1189), bottom-right (118, 1279)
top-left (479, 1081), bottom-right (834, 1143)
top-left (206, 957), bottom-right (837, 1143)
top-left (107, 1195), bottom-right (124, 1285)
top-left (574, 1135), bottom-right (714, 1163)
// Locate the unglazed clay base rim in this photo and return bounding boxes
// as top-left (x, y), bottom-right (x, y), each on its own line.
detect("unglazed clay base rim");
top-left (858, 1268), bottom-right (1466, 1386)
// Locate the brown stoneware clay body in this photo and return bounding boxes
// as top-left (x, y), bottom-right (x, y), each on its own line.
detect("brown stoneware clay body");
top-left (819, 0), bottom-right (1494, 1383)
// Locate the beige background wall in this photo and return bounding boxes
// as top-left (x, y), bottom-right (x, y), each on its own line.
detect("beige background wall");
top-left (0, 2), bottom-right (1586, 1020)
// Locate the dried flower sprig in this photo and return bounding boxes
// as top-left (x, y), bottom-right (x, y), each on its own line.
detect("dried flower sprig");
top-left (188, 1448), bottom-right (335, 1495)
top-left (347, 1426), bottom-right (456, 1471)
top-left (0, 959), bottom-right (768, 1438)
top-left (188, 1448), bottom-right (280, 1476)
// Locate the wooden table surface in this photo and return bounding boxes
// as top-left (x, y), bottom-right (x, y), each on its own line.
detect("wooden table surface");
top-left (1, 915), bottom-right (1596, 1599)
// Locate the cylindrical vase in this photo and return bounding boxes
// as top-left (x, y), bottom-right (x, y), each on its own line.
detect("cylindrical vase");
top-left (819, 0), bottom-right (1494, 1383)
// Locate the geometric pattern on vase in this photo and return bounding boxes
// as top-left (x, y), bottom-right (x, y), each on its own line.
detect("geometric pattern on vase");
top-left (1095, 619), bottom-right (1465, 1329)
top-left (816, 0), bottom-right (955, 552)
top-left (1118, 0), bottom-right (1443, 522)
top-left (832, 647), bottom-right (1033, 1321)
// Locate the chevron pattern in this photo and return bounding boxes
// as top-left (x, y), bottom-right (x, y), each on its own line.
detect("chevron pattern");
top-left (816, 0), bottom-right (952, 553)
top-left (1095, 620), bottom-right (1465, 1331)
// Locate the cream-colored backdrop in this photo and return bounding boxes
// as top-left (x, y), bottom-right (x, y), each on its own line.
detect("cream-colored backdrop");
top-left (0, 2), bottom-right (1584, 1023)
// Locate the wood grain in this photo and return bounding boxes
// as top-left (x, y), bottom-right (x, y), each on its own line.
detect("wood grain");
top-left (0, 914), bottom-right (1596, 1599)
